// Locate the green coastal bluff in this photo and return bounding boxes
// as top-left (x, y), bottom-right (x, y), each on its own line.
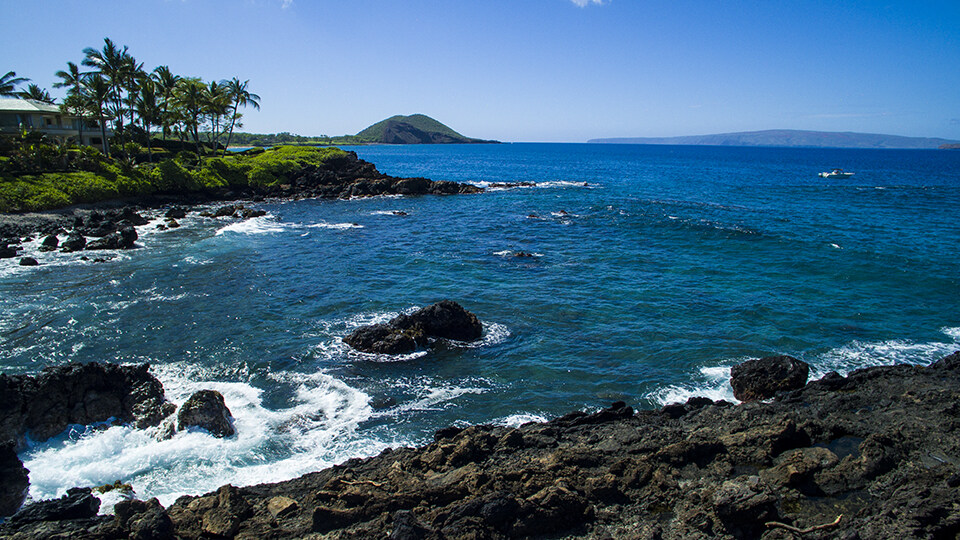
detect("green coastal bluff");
top-left (354, 114), bottom-right (498, 145)
top-left (589, 129), bottom-right (960, 149)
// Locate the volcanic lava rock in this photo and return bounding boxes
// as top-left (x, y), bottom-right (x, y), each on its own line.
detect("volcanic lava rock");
top-left (343, 301), bottom-right (483, 354)
top-left (38, 234), bottom-right (59, 252)
top-left (0, 243), bottom-right (17, 259)
top-left (730, 354), bottom-right (810, 402)
top-left (59, 232), bottom-right (86, 253)
top-left (6, 352), bottom-right (960, 538)
top-left (0, 442), bottom-right (29, 517)
top-left (85, 225), bottom-right (138, 250)
top-left (165, 206), bottom-right (188, 219)
top-left (113, 498), bottom-right (175, 540)
top-left (0, 362), bottom-right (174, 447)
top-left (280, 151), bottom-right (483, 200)
top-left (177, 390), bottom-right (235, 438)
top-left (7, 487), bottom-right (100, 524)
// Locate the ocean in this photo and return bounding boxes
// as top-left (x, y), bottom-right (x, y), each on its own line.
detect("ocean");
top-left (2, 142), bottom-right (959, 510)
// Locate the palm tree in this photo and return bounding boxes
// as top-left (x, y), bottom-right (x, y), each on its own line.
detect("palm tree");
top-left (151, 66), bottom-right (180, 141)
top-left (55, 62), bottom-right (88, 144)
top-left (135, 79), bottom-right (161, 162)
top-left (0, 71), bottom-right (30, 96)
top-left (82, 38), bottom-right (129, 137)
top-left (83, 74), bottom-right (113, 157)
top-left (203, 80), bottom-right (231, 153)
top-left (60, 93), bottom-right (89, 145)
top-left (173, 78), bottom-right (206, 153)
top-left (17, 84), bottom-right (55, 104)
top-left (221, 78), bottom-right (260, 156)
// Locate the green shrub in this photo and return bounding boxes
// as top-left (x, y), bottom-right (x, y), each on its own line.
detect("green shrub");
top-left (0, 144), bottom-right (350, 211)
top-left (152, 159), bottom-right (198, 192)
top-left (203, 158), bottom-right (249, 188)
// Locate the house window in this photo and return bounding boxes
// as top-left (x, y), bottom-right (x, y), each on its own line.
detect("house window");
top-left (45, 118), bottom-right (53, 126)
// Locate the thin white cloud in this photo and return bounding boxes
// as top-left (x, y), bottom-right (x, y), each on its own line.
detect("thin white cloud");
top-left (570, 0), bottom-right (605, 7)
top-left (280, 0), bottom-right (293, 8)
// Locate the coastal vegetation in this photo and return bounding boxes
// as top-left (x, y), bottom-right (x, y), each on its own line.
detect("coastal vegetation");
top-left (0, 38), bottom-right (356, 212)
top-left (0, 140), bottom-right (346, 213)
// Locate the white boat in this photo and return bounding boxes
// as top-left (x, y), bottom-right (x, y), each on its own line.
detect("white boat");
top-left (819, 168), bottom-right (855, 179)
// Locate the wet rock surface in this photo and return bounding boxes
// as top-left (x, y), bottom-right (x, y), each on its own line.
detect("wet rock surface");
top-left (273, 151), bottom-right (482, 200)
top-left (177, 390), bottom-right (235, 438)
top-left (343, 300), bottom-right (484, 354)
top-left (730, 354), bottom-right (810, 402)
top-left (0, 443), bottom-right (28, 518)
top-left (5, 352), bottom-right (960, 539)
top-left (0, 362), bottom-right (174, 449)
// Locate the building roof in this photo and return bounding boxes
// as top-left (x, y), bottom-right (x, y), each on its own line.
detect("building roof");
top-left (0, 97), bottom-right (62, 114)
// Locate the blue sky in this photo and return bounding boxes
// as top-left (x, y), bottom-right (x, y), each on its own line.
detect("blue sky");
top-left (4, 0), bottom-right (959, 142)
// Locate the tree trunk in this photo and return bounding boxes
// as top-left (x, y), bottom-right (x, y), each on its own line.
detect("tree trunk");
top-left (223, 103), bottom-right (239, 157)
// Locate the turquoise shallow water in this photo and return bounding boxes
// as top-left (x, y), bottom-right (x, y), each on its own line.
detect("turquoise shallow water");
top-left (2, 143), bottom-right (959, 507)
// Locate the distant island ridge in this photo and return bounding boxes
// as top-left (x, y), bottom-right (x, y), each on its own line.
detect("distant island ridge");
top-left (589, 129), bottom-right (960, 149)
top-left (229, 114), bottom-right (498, 147)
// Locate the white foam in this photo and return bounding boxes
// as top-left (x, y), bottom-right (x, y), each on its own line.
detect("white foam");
top-left (214, 216), bottom-right (286, 236)
top-left (493, 250), bottom-right (543, 258)
top-left (809, 326), bottom-right (960, 379)
top-left (645, 364), bottom-right (739, 406)
top-left (537, 181), bottom-right (593, 189)
top-left (494, 413), bottom-right (549, 427)
top-left (455, 322), bottom-right (511, 349)
top-left (369, 377), bottom-right (491, 418)
top-left (646, 327), bottom-right (960, 408)
top-left (306, 221), bottom-right (364, 230)
top-left (20, 365), bottom-right (396, 508)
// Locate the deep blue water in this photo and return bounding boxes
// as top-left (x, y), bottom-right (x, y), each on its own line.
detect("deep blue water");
top-left (2, 143), bottom-right (959, 507)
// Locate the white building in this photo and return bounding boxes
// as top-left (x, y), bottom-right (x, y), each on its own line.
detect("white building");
top-left (0, 97), bottom-right (111, 149)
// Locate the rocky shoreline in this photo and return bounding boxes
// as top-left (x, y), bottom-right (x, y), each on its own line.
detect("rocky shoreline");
top-left (2, 351), bottom-right (959, 539)
top-left (0, 150), bottom-right (483, 258)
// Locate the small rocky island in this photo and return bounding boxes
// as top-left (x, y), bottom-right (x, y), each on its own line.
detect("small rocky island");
top-left (343, 300), bottom-right (484, 354)
top-left (2, 349), bottom-right (960, 538)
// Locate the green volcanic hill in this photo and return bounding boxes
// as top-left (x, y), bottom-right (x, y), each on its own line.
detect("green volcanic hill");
top-left (355, 114), bottom-right (496, 144)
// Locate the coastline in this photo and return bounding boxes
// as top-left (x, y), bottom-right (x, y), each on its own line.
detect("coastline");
top-left (0, 150), bottom-right (483, 259)
top-left (2, 353), bottom-right (959, 538)
top-left (3, 144), bottom-right (959, 538)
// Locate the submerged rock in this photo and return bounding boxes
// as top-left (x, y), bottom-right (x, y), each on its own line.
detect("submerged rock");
top-left (730, 354), bottom-right (810, 402)
top-left (343, 300), bottom-right (483, 354)
top-left (177, 390), bottom-right (235, 438)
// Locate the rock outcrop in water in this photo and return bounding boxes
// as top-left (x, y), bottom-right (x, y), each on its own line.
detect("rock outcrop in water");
top-left (177, 390), bottom-right (235, 438)
top-left (271, 152), bottom-right (482, 200)
top-left (5, 351), bottom-right (960, 539)
top-left (730, 354), bottom-right (810, 402)
top-left (343, 300), bottom-right (484, 354)
top-left (0, 362), bottom-right (174, 449)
